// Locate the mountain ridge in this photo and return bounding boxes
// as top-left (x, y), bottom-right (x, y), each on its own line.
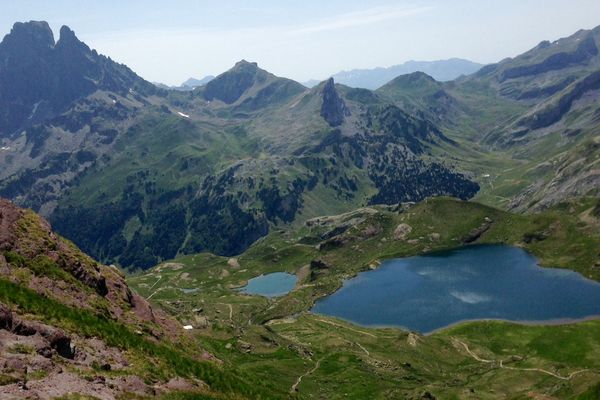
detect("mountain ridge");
top-left (0, 21), bottom-right (160, 138)
top-left (0, 20), bottom-right (597, 269)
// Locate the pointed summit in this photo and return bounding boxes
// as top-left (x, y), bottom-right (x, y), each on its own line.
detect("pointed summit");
top-left (202, 60), bottom-right (304, 108)
top-left (232, 59), bottom-right (259, 70)
top-left (56, 25), bottom-right (88, 51)
top-left (203, 60), bottom-right (268, 104)
top-left (59, 25), bottom-right (77, 41)
top-left (320, 78), bottom-right (349, 127)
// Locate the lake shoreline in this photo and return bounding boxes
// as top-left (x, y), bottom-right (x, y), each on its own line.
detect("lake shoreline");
top-left (311, 244), bottom-right (600, 333)
top-left (308, 313), bottom-right (600, 336)
top-left (425, 314), bottom-right (600, 335)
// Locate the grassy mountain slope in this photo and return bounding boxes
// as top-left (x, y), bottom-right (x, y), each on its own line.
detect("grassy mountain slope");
top-left (22, 51), bottom-right (476, 270)
top-left (376, 26), bottom-right (600, 211)
top-left (1, 21), bottom-right (599, 272)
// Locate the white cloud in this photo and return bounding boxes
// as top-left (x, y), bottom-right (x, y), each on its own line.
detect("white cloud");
top-left (80, 4), bottom-right (434, 84)
top-left (288, 5), bottom-right (433, 35)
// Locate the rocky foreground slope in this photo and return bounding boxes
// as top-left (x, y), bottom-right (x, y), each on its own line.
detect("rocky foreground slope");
top-left (0, 199), bottom-right (263, 399)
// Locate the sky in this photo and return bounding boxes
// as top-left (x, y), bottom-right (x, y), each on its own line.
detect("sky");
top-left (1, 1), bottom-right (600, 85)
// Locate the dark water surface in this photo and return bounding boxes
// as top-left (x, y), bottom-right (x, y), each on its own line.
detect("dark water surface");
top-left (312, 245), bottom-right (600, 333)
top-left (241, 272), bottom-right (297, 297)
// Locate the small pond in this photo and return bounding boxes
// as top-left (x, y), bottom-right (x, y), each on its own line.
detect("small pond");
top-left (240, 272), bottom-right (297, 297)
top-left (312, 245), bottom-right (600, 333)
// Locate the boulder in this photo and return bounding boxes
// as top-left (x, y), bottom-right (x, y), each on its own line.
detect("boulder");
top-left (237, 340), bottom-right (252, 353)
top-left (394, 223), bottom-right (413, 240)
top-left (428, 233), bottom-right (441, 242)
top-left (194, 316), bottom-right (210, 329)
top-left (114, 375), bottom-right (155, 396)
top-left (463, 219), bottom-right (492, 244)
top-left (26, 321), bottom-right (74, 359)
top-left (361, 224), bottom-right (382, 238)
top-left (130, 293), bottom-right (155, 323)
top-left (0, 253), bottom-right (9, 275)
top-left (219, 269), bottom-right (230, 279)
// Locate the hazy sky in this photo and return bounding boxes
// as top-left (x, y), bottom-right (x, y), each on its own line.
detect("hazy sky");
top-left (2, 1), bottom-right (600, 85)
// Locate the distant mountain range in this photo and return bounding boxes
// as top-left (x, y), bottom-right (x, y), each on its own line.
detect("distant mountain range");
top-left (0, 20), bottom-right (598, 270)
top-left (303, 58), bottom-right (484, 89)
top-left (175, 59), bottom-right (482, 92)
top-left (153, 75), bottom-right (215, 91)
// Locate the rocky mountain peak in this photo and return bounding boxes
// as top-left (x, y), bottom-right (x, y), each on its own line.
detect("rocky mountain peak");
top-left (56, 25), bottom-right (87, 51)
top-left (203, 60), bottom-right (267, 104)
top-left (233, 59), bottom-right (259, 70)
top-left (0, 21), bottom-right (154, 136)
top-left (1, 21), bottom-right (55, 51)
top-left (320, 77), bottom-right (349, 127)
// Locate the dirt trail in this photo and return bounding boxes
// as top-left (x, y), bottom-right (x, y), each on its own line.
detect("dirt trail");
top-left (355, 342), bottom-right (370, 356)
top-left (453, 338), bottom-right (593, 380)
top-left (215, 303), bottom-right (233, 320)
top-left (146, 276), bottom-right (163, 299)
top-left (291, 358), bottom-right (323, 393)
top-left (313, 318), bottom-right (376, 338)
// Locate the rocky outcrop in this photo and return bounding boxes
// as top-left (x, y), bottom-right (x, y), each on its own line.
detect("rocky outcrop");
top-left (361, 224), bottom-right (382, 238)
top-left (0, 198), bottom-right (109, 297)
top-left (0, 304), bottom-right (201, 399)
top-left (320, 78), bottom-right (350, 127)
top-left (462, 217), bottom-right (493, 244)
top-left (394, 223), bottom-right (413, 240)
top-left (1, 303), bottom-right (73, 359)
top-left (0, 198), bottom-right (179, 338)
top-left (310, 259), bottom-right (333, 281)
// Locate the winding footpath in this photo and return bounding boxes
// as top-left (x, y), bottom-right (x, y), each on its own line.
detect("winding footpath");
top-left (453, 338), bottom-right (593, 380)
top-left (291, 358), bottom-right (323, 393)
top-left (146, 275), bottom-right (163, 299)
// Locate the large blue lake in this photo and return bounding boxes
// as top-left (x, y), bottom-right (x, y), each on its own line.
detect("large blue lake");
top-left (312, 245), bottom-right (600, 333)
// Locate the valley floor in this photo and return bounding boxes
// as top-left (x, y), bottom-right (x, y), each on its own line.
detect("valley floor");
top-left (127, 197), bottom-right (600, 399)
